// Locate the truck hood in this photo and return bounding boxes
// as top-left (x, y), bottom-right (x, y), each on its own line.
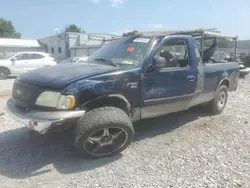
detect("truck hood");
top-left (18, 62), bottom-right (120, 89)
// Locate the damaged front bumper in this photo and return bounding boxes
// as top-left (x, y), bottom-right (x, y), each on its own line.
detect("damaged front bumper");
top-left (6, 98), bottom-right (86, 134)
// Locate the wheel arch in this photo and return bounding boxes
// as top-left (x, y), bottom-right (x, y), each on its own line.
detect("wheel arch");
top-left (218, 78), bottom-right (230, 88)
top-left (213, 78), bottom-right (230, 98)
top-left (0, 66), bottom-right (11, 74)
top-left (81, 94), bottom-right (132, 116)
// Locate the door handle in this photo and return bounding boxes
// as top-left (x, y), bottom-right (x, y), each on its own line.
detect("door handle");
top-left (187, 75), bottom-right (196, 81)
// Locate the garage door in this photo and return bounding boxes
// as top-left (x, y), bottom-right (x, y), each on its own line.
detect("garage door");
top-left (75, 49), bottom-right (88, 57)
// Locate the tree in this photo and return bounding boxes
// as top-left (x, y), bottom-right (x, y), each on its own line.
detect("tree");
top-left (65, 24), bottom-right (84, 33)
top-left (122, 30), bottom-right (139, 37)
top-left (204, 39), bottom-right (215, 47)
top-left (0, 18), bottom-right (21, 38)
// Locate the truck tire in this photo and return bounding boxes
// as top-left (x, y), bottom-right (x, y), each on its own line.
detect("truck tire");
top-left (0, 68), bottom-right (10, 80)
top-left (207, 85), bottom-right (228, 114)
top-left (75, 107), bottom-right (134, 158)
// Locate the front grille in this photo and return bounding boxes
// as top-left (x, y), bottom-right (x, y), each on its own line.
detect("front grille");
top-left (12, 80), bottom-right (44, 108)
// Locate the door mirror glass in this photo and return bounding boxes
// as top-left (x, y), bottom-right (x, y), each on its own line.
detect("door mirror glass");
top-left (153, 56), bottom-right (166, 69)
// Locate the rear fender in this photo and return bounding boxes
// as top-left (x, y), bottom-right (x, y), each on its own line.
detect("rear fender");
top-left (215, 78), bottom-right (230, 96)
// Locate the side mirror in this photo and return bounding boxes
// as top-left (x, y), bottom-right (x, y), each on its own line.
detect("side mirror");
top-left (10, 57), bottom-right (17, 66)
top-left (153, 56), bottom-right (166, 69)
top-left (11, 57), bottom-right (17, 61)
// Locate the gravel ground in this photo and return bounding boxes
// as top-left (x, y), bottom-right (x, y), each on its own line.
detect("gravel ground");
top-left (0, 76), bottom-right (249, 188)
top-left (0, 78), bottom-right (15, 97)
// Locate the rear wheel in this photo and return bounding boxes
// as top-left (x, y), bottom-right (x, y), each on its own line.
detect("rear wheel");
top-left (206, 85), bottom-right (228, 114)
top-left (75, 107), bottom-right (134, 159)
top-left (0, 68), bottom-right (10, 80)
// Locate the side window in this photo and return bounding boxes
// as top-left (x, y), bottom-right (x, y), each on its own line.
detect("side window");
top-left (30, 54), bottom-right (45, 59)
top-left (14, 53), bottom-right (31, 60)
top-left (58, 41), bottom-right (61, 54)
top-left (51, 42), bottom-right (54, 54)
top-left (157, 38), bottom-right (189, 68)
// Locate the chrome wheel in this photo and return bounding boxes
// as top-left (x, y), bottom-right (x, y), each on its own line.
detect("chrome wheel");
top-left (217, 90), bottom-right (226, 109)
top-left (84, 127), bottom-right (128, 156)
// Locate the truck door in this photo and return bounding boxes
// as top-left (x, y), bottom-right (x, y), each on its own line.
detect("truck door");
top-left (189, 45), bottom-right (205, 106)
top-left (141, 37), bottom-right (198, 119)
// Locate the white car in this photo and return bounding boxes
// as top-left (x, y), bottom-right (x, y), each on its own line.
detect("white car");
top-left (0, 52), bottom-right (57, 79)
top-left (59, 56), bottom-right (89, 64)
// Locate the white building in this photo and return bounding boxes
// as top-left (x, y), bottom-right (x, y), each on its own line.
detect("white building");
top-left (0, 32), bottom-right (119, 61)
top-left (39, 32), bottom-right (119, 62)
top-left (0, 38), bottom-right (45, 59)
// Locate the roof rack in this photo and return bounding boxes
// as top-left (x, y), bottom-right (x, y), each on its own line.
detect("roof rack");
top-left (138, 28), bottom-right (238, 40)
top-left (138, 28), bottom-right (238, 61)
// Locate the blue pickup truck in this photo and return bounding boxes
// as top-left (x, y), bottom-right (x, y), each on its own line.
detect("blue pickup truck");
top-left (6, 31), bottom-right (239, 158)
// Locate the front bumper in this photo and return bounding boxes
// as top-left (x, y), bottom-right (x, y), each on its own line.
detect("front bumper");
top-left (6, 98), bottom-right (86, 134)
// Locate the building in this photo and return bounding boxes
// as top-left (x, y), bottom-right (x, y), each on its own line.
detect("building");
top-left (0, 32), bottom-right (120, 61)
top-left (0, 38), bottom-right (45, 59)
top-left (38, 32), bottom-right (119, 62)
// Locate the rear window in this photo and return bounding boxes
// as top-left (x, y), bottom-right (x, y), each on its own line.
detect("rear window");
top-left (30, 54), bottom-right (45, 59)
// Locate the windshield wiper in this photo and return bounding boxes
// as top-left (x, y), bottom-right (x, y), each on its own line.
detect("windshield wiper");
top-left (93, 58), bottom-right (119, 67)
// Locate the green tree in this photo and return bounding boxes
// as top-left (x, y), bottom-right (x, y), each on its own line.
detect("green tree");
top-left (122, 30), bottom-right (139, 37)
top-left (65, 24), bottom-right (84, 33)
top-left (0, 18), bottom-right (21, 38)
top-left (204, 39), bottom-right (215, 47)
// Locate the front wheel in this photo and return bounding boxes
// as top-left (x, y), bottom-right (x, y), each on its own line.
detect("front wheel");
top-left (75, 107), bottom-right (134, 159)
top-left (206, 85), bottom-right (228, 114)
top-left (0, 68), bottom-right (10, 80)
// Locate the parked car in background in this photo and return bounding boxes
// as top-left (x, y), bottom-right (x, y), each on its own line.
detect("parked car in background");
top-left (0, 52), bottom-right (57, 79)
top-left (59, 56), bottom-right (89, 64)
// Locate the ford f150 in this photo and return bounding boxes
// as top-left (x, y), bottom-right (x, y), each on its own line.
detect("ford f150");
top-left (6, 29), bottom-right (239, 158)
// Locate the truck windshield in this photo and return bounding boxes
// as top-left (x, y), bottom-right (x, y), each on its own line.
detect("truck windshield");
top-left (87, 37), bottom-right (154, 67)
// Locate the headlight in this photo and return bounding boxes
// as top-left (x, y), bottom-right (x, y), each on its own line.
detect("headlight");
top-left (57, 95), bottom-right (76, 109)
top-left (35, 91), bottom-right (75, 109)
